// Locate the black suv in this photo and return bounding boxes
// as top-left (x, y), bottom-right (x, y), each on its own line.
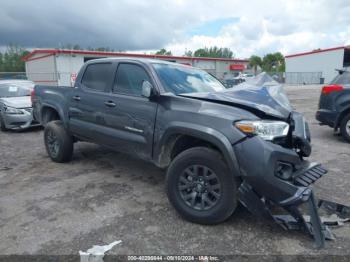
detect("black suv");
top-left (316, 70), bottom-right (350, 142)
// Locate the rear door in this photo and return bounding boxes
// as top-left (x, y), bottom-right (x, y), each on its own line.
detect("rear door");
top-left (68, 62), bottom-right (114, 141)
top-left (102, 62), bottom-right (158, 160)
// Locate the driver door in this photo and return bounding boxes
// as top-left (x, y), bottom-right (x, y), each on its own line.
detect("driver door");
top-left (102, 62), bottom-right (158, 160)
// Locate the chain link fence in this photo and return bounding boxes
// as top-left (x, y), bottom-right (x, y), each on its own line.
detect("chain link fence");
top-left (0, 72), bottom-right (75, 86)
top-left (266, 72), bottom-right (323, 85)
top-left (0, 72), bottom-right (28, 80)
top-left (285, 72), bottom-right (323, 85)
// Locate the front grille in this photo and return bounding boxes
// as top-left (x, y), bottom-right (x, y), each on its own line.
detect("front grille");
top-left (294, 165), bottom-right (327, 187)
top-left (10, 121), bottom-right (26, 126)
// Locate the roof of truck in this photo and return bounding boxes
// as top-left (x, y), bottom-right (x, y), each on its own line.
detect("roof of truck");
top-left (86, 56), bottom-right (189, 66)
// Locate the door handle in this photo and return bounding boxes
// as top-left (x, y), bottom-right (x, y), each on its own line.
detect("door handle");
top-left (72, 95), bottom-right (81, 101)
top-left (104, 101), bottom-right (116, 107)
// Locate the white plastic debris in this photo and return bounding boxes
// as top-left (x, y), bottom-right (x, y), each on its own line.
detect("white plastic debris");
top-left (79, 240), bottom-right (122, 262)
top-left (303, 214), bottom-right (350, 226)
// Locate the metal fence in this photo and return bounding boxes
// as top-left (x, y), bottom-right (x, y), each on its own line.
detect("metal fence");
top-left (266, 72), bottom-right (284, 83)
top-left (0, 72), bottom-right (75, 86)
top-left (265, 72), bottom-right (323, 85)
top-left (285, 72), bottom-right (323, 85)
top-left (0, 72), bottom-right (28, 80)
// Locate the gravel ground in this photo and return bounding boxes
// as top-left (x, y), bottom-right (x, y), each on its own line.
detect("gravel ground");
top-left (0, 85), bottom-right (349, 259)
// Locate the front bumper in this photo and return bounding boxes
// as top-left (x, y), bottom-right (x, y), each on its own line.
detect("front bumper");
top-left (2, 109), bottom-right (40, 130)
top-left (233, 136), bottom-right (320, 205)
top-left (234, 136), bottom-right (328, 247)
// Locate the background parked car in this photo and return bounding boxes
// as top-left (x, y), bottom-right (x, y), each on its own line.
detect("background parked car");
top-left (0, 79), bottom-right (35, 88)
top-left (316, 70), bottom-right (350, 142)
top-left (233, 73), bottom-right (254, 84)
top-left (224, 73), bottom-right (255, 88)
top-left (0, 80), bottom-right (39, 131)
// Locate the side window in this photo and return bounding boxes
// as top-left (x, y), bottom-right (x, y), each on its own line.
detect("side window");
top-left (113, 63), bottom-right (150, 96)
top-left (332, 72), bottom-right (350, 85)
top-left (81, 63), bottom-right (111, 91)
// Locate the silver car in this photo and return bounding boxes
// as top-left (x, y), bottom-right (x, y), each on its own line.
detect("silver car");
top-left (0, 81), bottom-right (40, 131)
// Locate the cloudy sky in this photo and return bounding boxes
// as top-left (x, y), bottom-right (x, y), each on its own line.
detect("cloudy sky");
top-left (1, 0), bottom-right (350, 58)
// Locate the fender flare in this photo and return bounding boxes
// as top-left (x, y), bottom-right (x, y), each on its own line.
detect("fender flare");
top-left (155, 121), bottom-right (241, 176)
top-left (41, 103), bottom-right (67, 127)
top-left (335, 105), bottom-right (350, 129)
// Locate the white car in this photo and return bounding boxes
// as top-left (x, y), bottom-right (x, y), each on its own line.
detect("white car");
top-left (233, 73), bottom-right (255, 83)
top-left (240, 73), bottom-right (255, 81)
top-left (0, 80), bottom-right (35, 88)
top-left (0, 80), bottom-right (39, 131)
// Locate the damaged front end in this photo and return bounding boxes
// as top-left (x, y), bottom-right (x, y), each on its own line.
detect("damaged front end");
top-left (182, 73), bottom-right (340, 247)
top-left (234, 111), bottom-right (330, 248)
top-left (214, 74), bottom-right (337, 248)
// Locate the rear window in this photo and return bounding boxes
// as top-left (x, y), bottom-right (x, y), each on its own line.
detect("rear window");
top-left (81, 63), bottom-right (111, 91)
top-left (0, 84), bottom-right (32, 97)
top-left (331, 72), bottom-right (350, 85)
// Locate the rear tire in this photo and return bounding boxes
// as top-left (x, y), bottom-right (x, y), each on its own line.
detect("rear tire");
top-left (340, 113), bottom-right (350, 143)
top-left (166, 147), bottom-right (237, 224)
top-left (0, 115), bottom-right (8, 132)
top-left (44, 120), bottom-right (73, 162)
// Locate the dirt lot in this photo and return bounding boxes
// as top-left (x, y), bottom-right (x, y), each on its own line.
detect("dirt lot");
top-left (0, 85), bottom-right (350, 258)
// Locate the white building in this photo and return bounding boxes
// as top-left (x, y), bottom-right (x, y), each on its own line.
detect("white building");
top-left (23, 49), bottom-right (248, 86)
top-left (285, 46), bottom-right (350, 84)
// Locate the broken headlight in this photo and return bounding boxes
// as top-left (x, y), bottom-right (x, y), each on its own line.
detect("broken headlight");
top-left (4, 106), bottom-right (24, 115)
top-left (235, 120), bottom-right (289, 141)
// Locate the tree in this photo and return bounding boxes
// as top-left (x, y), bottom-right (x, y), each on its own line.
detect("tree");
top-left (184, 50), bottom-right (193, 57)
top-left (1, 44), bottom-right (29, 72)
top-left (247, 52), bottom-right (285, 73)
top-left (72, 44), bottom-right (82, 50)
top-left (155, 48), bottom-right (172, 56)
top-left (94, 47), bottom-right (114, 52)
top-left (261, 52), bottom-right (285, 72)
top-left (249, 55), bottom-right (262, 74)
top-left (0, 52), bottom-right (3, 72)
top-left (193, 46), bottom-right (233, 58)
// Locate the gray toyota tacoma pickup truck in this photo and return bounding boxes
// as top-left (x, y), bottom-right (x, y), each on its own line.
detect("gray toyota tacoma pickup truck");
top-left (32, 58), bottom-right (329, 246)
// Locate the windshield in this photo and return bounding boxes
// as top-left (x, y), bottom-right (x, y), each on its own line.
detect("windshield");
top-left (152, 63), bottom-right (226, 95)
top-left (0, 84), bottom-right (32, 97)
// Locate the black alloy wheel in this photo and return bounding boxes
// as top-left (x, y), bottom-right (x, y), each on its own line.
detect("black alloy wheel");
top-left (178, 165), bottom-right (221, 211)
top-left (46, 129), bottom-right (60, 158)
top-left (166, 147), bottom-right (238, 224)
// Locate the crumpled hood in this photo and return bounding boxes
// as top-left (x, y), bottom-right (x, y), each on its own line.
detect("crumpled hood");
top-left (180, 73), bottom-right (292, 119)
top-left (0, 96), bottom-right (32, 108)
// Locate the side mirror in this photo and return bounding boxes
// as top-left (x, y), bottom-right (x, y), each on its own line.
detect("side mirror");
top-left (141, 80), bottom-right (153, 98)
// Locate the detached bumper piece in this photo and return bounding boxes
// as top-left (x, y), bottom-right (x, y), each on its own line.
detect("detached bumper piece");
top-left (238, 164), bottom-right (331, 249)
top-left (293, 164), bottom-right (327, 187)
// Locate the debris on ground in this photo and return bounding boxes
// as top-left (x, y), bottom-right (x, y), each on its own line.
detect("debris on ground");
top-left (79, 240), bottom-right (122, 262)
top-left (318, 199), bottom-right (350, 218)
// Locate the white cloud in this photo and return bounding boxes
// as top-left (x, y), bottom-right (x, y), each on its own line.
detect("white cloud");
top-left (166, 0), bottom-right (350, 58)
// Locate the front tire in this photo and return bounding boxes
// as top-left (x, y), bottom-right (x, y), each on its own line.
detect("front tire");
top-left (0, 115), bottom-right (8, 132)
top-left (340, 113), bottom-right (350, 143)
top-left (44, 120), bottom-right (73, 162)
top-left (166, 147), bottom-right (237, 224)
